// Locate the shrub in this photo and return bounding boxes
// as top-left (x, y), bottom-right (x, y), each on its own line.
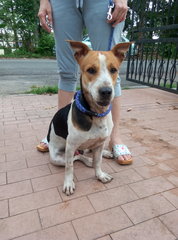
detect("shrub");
top-left (36, 33), bottom-right (55, 56)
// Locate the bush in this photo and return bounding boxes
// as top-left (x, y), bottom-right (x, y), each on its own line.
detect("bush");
top-left (26, 85), bottom-right (58, 94)
top-left (2, 48), bottom-right (41, 58)
top-left (4, 48), bottom-right (12, 55)
top-left (36, 33), bottom-right (55, 56)
top-left (0, 33), bottom-right (55, 58)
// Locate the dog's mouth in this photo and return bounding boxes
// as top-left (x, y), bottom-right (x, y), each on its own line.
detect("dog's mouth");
top-left (97, 100), bottom-right (111, 107)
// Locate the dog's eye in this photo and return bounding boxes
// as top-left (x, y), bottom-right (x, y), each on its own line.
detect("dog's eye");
top-left (110, 67), bottom-right (118, 74)
top-left (87, 67), bottom-right (97, 74)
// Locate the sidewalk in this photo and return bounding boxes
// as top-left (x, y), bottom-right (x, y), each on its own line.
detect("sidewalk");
top-left (0, 88), bottom-right (178, 240)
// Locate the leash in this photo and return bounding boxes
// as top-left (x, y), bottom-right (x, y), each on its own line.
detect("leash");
top-left (107, 0), bottom-right (115, 50)
top-left (75, 90), bottom-right (112, 118)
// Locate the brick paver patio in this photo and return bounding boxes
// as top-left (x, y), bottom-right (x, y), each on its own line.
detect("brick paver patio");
top-left (0, 88), bottom-right (178, 240)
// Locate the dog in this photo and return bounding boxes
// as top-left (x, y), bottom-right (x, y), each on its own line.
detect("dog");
top-left (47, 40), bottom-right (131, 195)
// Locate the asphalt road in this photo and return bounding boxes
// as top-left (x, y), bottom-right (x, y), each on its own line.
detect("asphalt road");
top-left (0, 58), bottom-right (140, 95)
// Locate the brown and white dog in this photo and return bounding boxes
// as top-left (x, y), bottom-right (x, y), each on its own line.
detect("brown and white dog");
top-left (47, 41), bottom-right (131, 195)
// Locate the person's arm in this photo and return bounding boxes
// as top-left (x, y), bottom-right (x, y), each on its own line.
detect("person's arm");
top-left (107, 0), bottom-right (128, 27)
top-left (38, 0), bottom-right (53, 33)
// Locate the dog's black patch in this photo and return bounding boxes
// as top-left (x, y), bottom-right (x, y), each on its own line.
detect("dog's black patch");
top-left (47, 104), bottom-right (71, 140)
top-left (72, 94), bottom-right (92, 131)
top-left (47, 121), bottom-right (52, 142)
top-left (47, 89), bottom-right (93, 142)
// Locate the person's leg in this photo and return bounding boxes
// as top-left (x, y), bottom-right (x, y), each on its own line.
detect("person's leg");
top-left (37, 0), bottom-right (83, 151)
top-left (57, 90), bottom-right (74, 109)
top-left (51, 0), bottom-right (84, 109)
top-left (83, 0), bottom-right (132, 163)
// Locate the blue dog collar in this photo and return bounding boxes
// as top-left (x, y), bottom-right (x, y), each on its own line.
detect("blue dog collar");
top-left (75, 90), bottom-right (112, 117)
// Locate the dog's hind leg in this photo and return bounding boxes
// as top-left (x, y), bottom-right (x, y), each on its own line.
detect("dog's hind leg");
top-left (73, 154), bottom-right (93, 167)
top-left (49, 146), bottom-right (66, 166)
top-left (48, 139), bottom-right (66, 166)
top-left (48, 128), bottom-right (66, 166)
top-left (102, 149), bottom-right (114, 159)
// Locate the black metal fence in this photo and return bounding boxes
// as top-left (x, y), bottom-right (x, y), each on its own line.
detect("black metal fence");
top-left (126, 0), bottom-right (178, 93)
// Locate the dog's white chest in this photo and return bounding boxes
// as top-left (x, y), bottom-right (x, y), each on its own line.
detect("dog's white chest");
top-left (78, 116), bottom-right (112, 150)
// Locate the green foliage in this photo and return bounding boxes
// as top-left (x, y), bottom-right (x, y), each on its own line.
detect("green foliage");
top-left (26, 85), bottom-right (81, 94)
top-left (4, 48), bottom-right (12, 55)
top-left (0, 0), bottom-right (40, 51)
top-left (125, 0), bottom-right (178, 59)
top-left (0, 0), bottom-right (56, 57)
top-left (36, 33), bottom-right (55, 56)
top-left (2, 48), bottom-right (42, 58)
top-left (26, 85), bottom-right (58, 94)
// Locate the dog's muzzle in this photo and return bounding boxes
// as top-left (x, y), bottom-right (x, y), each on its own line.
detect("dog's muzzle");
top-left (97, 87), bottom-right (112, 106)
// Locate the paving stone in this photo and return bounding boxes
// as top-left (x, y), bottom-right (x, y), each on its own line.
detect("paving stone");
top-left (159, 210), bottom-right (178, 237)
top-left (0, 211), bottom-right (41, 240)
top-left (0, 172), bottom-right (6, 185)
top-left (5, 151), bottom-right (26, 162)
top-left (5, 136), bottom-right (36, 146)
top-left (0, 140), bottom-right (4, 147)
top-left (0, 144), bottom-right (23, 154)
top-left (48, 163), bottom-right (65, 174)
top-left (13, 222), bottom-right (78, 240)
top-left (134, 163), bottom-right (174, 179)
top-left (39, 196), bottom-right (95, 228)
top-left (122, 194), bottom-right (175, 224)
top-left (131, 146), bottom-right (149, 156)
top-left (26, 153), bottom-right (50, 167)
top-left (165, 172), bottom-right (178, 186)
top-left (7, 165), bottom-right (51, 183)
top-left (22, 137), bottom-right (40, 151)
top-left (88, 185), bottom-right (138, 211)
top-left (0, 180), bottom-right (32, 200)
top-left (31, 173), bottom-right (65, 192)
top-left (0, 200), bottom-right (8, 218)
top-left (111, 218), bottom-right (176, 240)
top-left (105, 169), bottom-right (143, 189)
top-left (104, 159), bottom-right (131, 172)
top-left (73, 206), bottom-right (132, 240)
top-left (150, 152), bottom-right (176, 163)
top-left (0, 153), bottom-right (5, 163)
top-left (9, 188), bottom-right (61, 216)
top-left (129, 176), bottom-right (174, 198)
top-left (162, 188), bottom-right (178, 208)
top-left (74, 163), bottom-right (114, 181)
top-left (0, 160), bottom-right (27, 173)
top-left (165, 159), bottom-right (178, 170)
top-left (59, 178), bottom-right (106, 201)
top-left (96, 236), bottom-right (112, 240)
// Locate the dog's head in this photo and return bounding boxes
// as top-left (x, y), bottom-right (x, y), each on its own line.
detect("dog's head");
top-left (68, 40), bottom-right (132, 110)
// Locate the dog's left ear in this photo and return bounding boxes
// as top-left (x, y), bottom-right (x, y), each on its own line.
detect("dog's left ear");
top-left (111, 42), bottom-right (133, 61)
top-left (67, 40), bottom-right (91, 63)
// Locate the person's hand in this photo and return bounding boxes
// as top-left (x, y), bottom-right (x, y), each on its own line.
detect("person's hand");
top-left (107, 0), bottom-right (129, 27)
top-left (38, 0), bottom-right (53, 33)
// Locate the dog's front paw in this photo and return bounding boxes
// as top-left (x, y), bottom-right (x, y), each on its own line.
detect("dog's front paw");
top-left (63, 180), bottom-right (75, 196)
top-left (97, 172), bottom-right (113, 183)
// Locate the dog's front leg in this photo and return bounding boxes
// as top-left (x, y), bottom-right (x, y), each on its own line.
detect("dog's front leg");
top-left (63, 141), bottom-right (76, 196)
top-left (93, 144), bottom-right (113, 183)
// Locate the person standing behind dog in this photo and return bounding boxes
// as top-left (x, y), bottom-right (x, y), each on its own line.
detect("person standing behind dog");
top-left (37, 0), bottom-right (133, 165)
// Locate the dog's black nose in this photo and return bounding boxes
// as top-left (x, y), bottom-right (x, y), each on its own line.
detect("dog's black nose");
top-left (99, 87), bottom-right (112, 97)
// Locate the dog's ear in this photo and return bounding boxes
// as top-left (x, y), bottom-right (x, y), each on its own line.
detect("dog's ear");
top-left (67, 40), bottom-right (91, 63)
top-left (111, 42), bottom-right (133, 61)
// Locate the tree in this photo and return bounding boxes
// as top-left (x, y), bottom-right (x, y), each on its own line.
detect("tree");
top-left (0, 0), bottom-right (41, 51)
